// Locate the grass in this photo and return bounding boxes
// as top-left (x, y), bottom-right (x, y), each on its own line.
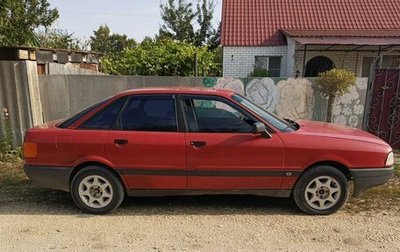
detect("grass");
top-left (0, 156), bottom-right (399, 214)
top-left (0, 160), bottom-right (27, 185)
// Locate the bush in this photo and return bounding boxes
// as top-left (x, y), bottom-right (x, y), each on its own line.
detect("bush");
top-left (316, 68), bottom-right (356, 123)
top-left (0, 125), bottom-right (22, 162)
top-left (101, 38), bottom-right (221, 76)
top-left (248, 68), bottom-right (270, 77)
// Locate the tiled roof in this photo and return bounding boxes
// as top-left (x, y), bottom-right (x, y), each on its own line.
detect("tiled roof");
top-left (282, 29), bottom-right (400, 38)
top-left (221, 0), bottom-right (400, 46)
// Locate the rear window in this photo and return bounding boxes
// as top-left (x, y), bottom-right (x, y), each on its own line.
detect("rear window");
top-left (80, 97), bottom-right (128, 129)
top-left (57, 97), bottom-right (112, 128)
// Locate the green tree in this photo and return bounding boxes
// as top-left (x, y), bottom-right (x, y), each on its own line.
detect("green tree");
top-left (36, 28), bottom-right (84, 50)
top-left (195, 0), bottom-right (214, 46)
top-left (159, 0), bottom-right (196, 43)
top-left (90, 25), bottom-right (136, 55)
top-left (102, 38), bottom-right (219, 77)
top-left (0, 0), bottom-right (59, 46)
top-left (159, 0), bottom-right (218, 47)
top-left (207, 22), bottom-right (221, 51)
top-left (316, 68), bottom-right (357, 123)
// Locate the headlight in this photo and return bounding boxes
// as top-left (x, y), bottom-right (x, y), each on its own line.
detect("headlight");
top-left (386, 152), bottom-right (394, 167)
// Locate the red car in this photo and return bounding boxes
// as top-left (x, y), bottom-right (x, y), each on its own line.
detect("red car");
top-left (23, 87), bottom-right (394, 215)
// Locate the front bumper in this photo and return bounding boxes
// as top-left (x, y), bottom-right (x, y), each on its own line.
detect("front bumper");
top-left (350, 167), bottom-right (394, 197)
top-left (24, 165), bottom-right (73, 192)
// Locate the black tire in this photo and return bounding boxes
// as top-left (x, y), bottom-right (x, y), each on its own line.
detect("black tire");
top-left (293, 166), bottom-right (349, 215)
top-left (71, 166), bottom-right (125, 214)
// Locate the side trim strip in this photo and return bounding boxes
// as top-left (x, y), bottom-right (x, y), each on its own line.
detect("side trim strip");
top-left (117, 169), bottom-right (301, 177)
top-left (118, 169), bottom-right (186, 176)
top-left (127, 189), bottom-right (292, 198)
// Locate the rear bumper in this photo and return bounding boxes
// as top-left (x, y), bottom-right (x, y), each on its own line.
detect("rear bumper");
top-left (350, 167), bottom-right (394, 197)
top-left (24, 165), bottom-right (72, 192)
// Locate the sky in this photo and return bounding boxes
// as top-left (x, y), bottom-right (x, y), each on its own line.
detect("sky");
top-left (48, 0), bottom-right (223, 42)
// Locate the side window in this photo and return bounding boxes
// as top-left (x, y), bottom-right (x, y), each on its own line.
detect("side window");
top-left (118, 95), bottom-right (177, 132)
top-left (184, 97), bottom-right (255, 133)
top-left (80, 97), bottom-right (127, 129)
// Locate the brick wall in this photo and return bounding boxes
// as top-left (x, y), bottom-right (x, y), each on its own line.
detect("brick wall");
top-left (293, 45), bottom-right (378, 77)
top-left (223, 46), bottom-right (288, 77)
top-left (223, 44), bottom-right (380, 78)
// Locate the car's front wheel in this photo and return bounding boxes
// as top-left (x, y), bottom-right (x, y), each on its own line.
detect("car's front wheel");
top-left (293, 166), bottom-right (349, 215)
top-left (71, 166), bottom-right (124, 214)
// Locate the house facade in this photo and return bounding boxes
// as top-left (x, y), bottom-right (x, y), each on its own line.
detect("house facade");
top-left (221, 0), bottom-right (400, 78)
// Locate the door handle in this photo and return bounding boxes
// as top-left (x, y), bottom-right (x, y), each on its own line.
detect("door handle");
top-left (114, 139), bottom-right (128, 145)
top-left (190, 141), bottom-right (206, 148)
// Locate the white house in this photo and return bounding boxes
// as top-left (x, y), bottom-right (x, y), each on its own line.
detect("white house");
top-left (221, 0), bottom-right (400, 78)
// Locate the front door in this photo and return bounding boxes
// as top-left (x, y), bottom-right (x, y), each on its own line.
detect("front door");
top-left (104, 94), bottom-right (186, 189)
top-left (182, 95), bottom-right (285, 190)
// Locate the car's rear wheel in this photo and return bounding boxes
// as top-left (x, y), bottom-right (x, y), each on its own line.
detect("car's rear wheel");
top-left (293, 166), bottom-right (349, 215)
top-left (71, 166), bottom-right (124, 214)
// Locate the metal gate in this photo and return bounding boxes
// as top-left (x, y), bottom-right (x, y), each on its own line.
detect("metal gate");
top-left (366, 68), bottom-right (400, 148)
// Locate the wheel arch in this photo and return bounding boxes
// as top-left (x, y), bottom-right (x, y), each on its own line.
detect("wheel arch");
top-left (69, 161), bottom-right (127, 193)
top-left (299, 160), bottom-right (352, 181)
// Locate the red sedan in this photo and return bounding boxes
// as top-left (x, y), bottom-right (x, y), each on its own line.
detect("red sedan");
top-left (23, 87), bottom-right (394, 215)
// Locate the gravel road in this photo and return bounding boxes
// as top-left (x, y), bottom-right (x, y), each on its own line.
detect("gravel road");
top-left (1, 193), bottom-right (400, 252)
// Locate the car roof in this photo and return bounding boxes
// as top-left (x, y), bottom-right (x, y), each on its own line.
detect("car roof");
top-left (116, 86), bottom-right (236, 98)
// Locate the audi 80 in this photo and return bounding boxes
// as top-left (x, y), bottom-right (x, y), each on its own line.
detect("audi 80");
top-left (23, 87), bottom-right (394, 214)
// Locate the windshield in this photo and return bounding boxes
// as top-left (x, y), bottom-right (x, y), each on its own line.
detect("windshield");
top-left (232, 94), bottom-right (296, 132)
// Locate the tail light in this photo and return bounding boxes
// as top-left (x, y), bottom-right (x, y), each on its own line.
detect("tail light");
top-left (23, 142), bottom-right (37, 158)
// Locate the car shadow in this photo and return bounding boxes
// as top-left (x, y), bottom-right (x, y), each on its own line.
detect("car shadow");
top-left (0, 185), bottom-right (302, 216)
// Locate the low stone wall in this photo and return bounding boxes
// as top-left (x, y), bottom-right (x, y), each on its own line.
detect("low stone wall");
top-left (0, 62), bottom-right (368, 146)
top-left (39, 75), bottom-right (368, 128)
top-left (202, 77), bottom-right (368, 128)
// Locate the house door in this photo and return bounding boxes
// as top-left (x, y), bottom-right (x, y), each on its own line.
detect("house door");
top-left (304, 56), bottom-right (335, 77)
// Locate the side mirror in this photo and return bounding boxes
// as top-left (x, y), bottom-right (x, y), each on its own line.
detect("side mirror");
top-left (252, 122), bottom-right (272, 139)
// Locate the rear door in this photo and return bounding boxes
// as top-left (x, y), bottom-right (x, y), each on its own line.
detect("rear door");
top-left (182, 95), bottom-right (285, 190)
top-left (103, 94), bottom-right (186, 190)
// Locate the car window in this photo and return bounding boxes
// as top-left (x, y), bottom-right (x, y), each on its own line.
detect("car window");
top-left (58, 97), bottom-right (112, 128)
top-left (184, 97), bottom-right (255, 133)
top-left (80, 97), bottom-right (128, 129)
top-left (118, 95), bottom-right (178, 132)
top-left (232, 94), bottom-right (295, 132)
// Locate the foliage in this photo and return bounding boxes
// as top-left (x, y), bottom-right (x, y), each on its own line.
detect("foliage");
top-left (0, 0), bottom-right (59, 46)
top-left (102, 38), bottom-right (219, 76)
top-left (0, 124), bottom-right (21, 162)
top-left (316, 68), bottom-right (356, 122)
top-left (210, 46), bottom-right (222, 76)
top-left (159, 0), bottom-right (219, 47)
top-left (90, 25), bottom-right (136, 56)
top-left (207, 22), bottom-right (221, 51)
top-left (194, 0), bottom-right (215, 47)
top-left (35, 28), bottom-right (87, 50)
top-left (248, 68), bottom-right (270, 77)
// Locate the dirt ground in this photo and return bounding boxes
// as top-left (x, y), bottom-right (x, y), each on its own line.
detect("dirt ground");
top-left (1, 161), bottom-right (400, 251)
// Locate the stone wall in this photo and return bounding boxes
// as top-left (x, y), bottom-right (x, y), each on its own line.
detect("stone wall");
top-left (39, 75), bottom-right (368, 129)
top-left (0, 63), bottom-right (368, 146)
top-left (202, 77), bottom-right (368, 128)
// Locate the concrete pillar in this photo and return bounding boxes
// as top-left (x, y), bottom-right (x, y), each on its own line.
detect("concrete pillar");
top-left (0, 60), bottom-right (43, 146)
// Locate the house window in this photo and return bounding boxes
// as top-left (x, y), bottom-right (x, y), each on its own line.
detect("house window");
top-left (254, 56), bottom-right (282, 77)
top-left (382, 55), bottom-right (400, 68)
top-left (361, 57), bottom-right (374, 77)
top-left (361, 55), bottom-right (400, 78)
